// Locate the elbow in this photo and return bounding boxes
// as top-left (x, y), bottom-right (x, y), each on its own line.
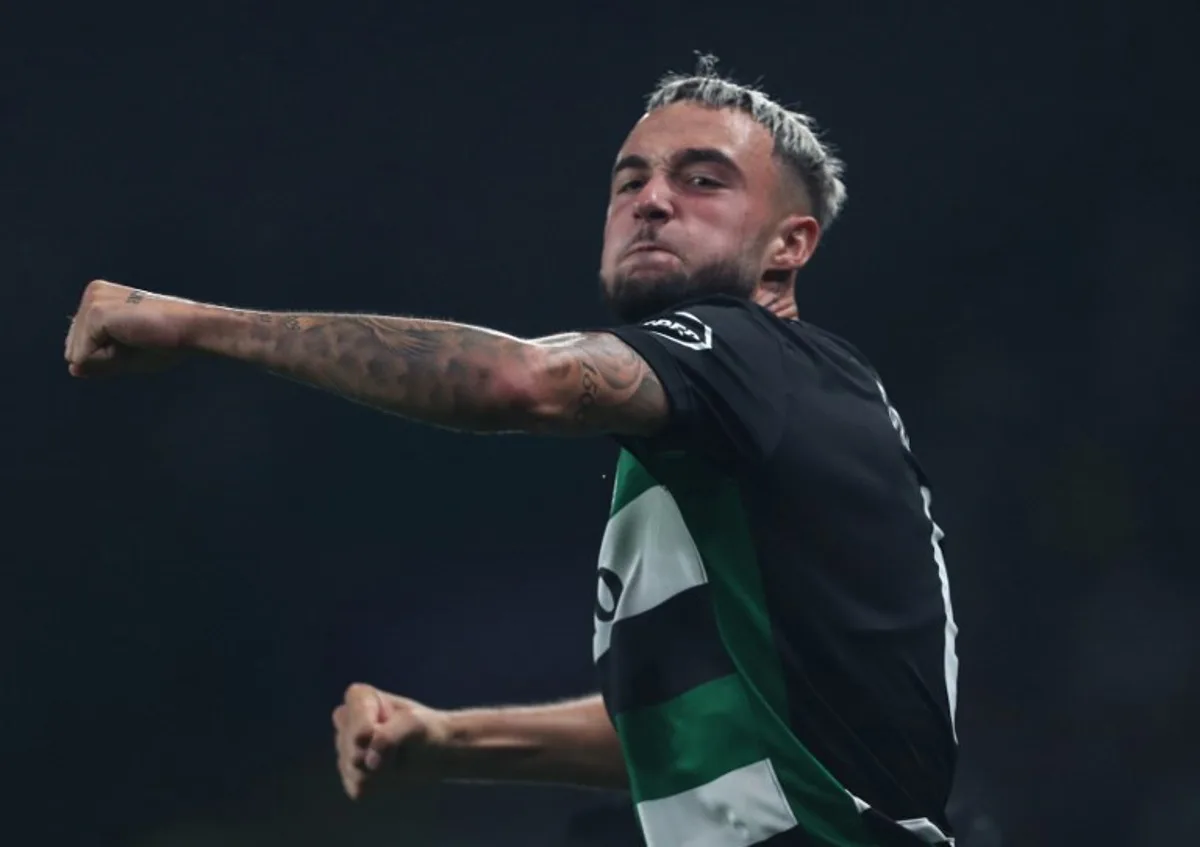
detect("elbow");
top-left (495, 348), bottom-right (572, 432)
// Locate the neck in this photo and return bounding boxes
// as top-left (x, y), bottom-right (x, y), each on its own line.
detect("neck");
top-left (753, 282), bottom-right (798, 320)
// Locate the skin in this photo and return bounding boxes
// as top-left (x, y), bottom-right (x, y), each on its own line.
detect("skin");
top-left (600, 102), bottom-right (821, 323)
top-left (64, 103), bottom-right (821, 439)
top-left (63, 101), bottom-right (826, 796)
top-left (332, 686), bottom-right (624, 800)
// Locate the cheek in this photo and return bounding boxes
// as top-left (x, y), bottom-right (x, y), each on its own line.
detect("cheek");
top-left (601, 204), bottom-right (627, 263)
top-left (688, 205), bottom-right (752, 254)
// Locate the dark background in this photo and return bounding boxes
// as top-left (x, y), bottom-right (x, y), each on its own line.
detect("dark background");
top-left (5, 3), bottom-right (1198, 845)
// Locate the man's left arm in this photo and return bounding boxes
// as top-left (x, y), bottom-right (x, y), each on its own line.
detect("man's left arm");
top-left (64, 281), bottom-right (668, 438)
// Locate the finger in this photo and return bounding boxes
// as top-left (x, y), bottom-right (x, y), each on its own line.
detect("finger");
top-left (334, 718), bottom-right (363, 764)
top-left (337, 730), bottom-right (356, 765)
top-left (343, 757), bottom-right (372, 800)
top-left (66, 302), bottom-right (101, 363)
top-left (351, 723), bottom-right (398, 773)
top-left (344, 684), bottom-right (385, 736)
top-left (69, 346), bottom-right (120, 378)
top-left (368, 712), bottom-right (410, 755)
top-left (334, 724), bottom-right (350, 764)
top-left (340, 733), bottom-right (370, 773)
top-left (339, 741), bottom-right (366, 786)
top-left (67, 321), bottom-right (102, 368)
top-left (64, 316), bottom-right (76, 361)
top-left (349, 736), bottom-right (372, 770)
top-left (362, 747), bottom-right (382, 772)
top-left (65, 316), bottom-right (84, 365)
top-left (361, 712), bottom-right (414, 774)
top-left (342, 723), bottom-right (374, 767)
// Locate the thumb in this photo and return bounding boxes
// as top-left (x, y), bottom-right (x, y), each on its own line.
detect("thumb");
top-left (363, 710), bottom-right (416, 772)
top-left (345, 684), bottom-right (388, 737)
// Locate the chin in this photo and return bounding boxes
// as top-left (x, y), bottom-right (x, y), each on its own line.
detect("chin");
top-left (599, 258), bottom-right (755, 324)
top-left (603, 274), bottom-right (692, 323)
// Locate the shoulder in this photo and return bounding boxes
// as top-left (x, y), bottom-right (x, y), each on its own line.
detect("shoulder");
top-left (618, 295), bottom-right (781, 351)
top-left (788, 318), bottom-right (875, 369)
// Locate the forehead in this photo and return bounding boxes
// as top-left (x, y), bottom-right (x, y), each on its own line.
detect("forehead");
top-left (617, 102), bottom-right (775, 171)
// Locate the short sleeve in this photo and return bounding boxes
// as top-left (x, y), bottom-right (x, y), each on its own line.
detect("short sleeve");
top-left (604, 296), bottom-right (788, 465)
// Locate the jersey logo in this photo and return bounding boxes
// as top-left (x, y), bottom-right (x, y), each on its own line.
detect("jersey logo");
top-left (594, 567), bottom-right (624, 624)
top-left (641, 311), bottom-right (713, 350)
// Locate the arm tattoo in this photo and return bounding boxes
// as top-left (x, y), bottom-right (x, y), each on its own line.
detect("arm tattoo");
top-left (577, 361), bottom-right (600, 423)
top-left (228, 314), bottom-right (536, 432)
top-left (202, 309), bottom-right (666, 436)
top-left (533, 332), bottom-right (667, 437)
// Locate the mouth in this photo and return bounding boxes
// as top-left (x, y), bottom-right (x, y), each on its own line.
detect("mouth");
top-left (624, 242), bottom-right (675, 258)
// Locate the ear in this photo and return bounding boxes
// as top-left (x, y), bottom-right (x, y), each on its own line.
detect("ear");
top-left (765, 214), bottom-right (821, 274)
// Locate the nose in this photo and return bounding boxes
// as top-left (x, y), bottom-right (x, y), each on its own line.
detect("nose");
top-left (632, 175), bottom-right (673, 223)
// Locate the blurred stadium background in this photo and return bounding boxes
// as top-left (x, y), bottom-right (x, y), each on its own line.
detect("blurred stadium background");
top-left (4, 3), bottom-right (1198, 844)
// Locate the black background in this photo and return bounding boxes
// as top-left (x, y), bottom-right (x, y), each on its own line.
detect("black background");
top-left (5, 3), bottom-right (1199, 844)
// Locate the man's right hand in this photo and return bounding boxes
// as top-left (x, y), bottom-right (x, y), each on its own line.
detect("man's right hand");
top-left (332, 683), bottom-right (452, 800)
top-left (65, 280), bottom-right (199, 378)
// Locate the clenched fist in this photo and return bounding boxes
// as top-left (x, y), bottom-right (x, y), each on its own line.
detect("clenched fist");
top-left (332, 683), bottom-right (453, 800)
top-left (64, 280), bottom-right (196, 377)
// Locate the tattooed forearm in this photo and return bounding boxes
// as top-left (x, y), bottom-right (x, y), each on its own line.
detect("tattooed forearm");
top-left (185, 307), bottom-right (666, 436)
top-left (206, 311), bottom-right (537, 431)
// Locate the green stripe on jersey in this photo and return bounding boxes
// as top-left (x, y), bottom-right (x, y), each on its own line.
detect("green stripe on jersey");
top-left (609, 447), bottom-right (661, 516)
top-left (615, 674), bottom-right (762, 803)
top-left (629, 450), bottom-right (875, 846)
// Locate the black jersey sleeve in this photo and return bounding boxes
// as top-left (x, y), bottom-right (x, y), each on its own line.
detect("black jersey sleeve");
top-left (604, 295), bottom-right (788, 464)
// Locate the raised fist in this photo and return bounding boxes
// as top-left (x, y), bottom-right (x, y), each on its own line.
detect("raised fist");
top-left (331, 683), bottom-right (452, 800)
top-left (64, 280), bottom-right (195, 377)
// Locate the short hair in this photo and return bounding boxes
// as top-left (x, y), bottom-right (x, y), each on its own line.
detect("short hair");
top-left (645, 56), bottom-right (848, 230)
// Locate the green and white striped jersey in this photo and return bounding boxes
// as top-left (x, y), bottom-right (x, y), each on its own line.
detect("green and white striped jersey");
top-left (594, 297), bottom-right (958, 847)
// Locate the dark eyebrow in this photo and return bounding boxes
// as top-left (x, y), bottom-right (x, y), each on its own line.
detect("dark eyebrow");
top-left (611, 148), bottom-right (741, 180)
top-left (612, 154), bottom-right (650, 179)
top-left (674, 147), bottom-right (740, 174)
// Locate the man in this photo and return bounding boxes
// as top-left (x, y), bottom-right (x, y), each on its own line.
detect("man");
top-left (65, 66), bottom-right (959, 846)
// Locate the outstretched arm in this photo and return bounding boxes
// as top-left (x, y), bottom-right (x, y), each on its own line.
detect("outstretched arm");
top-left (333, 686), bottom-right (627, 799)
top-left (190, 308), bottom-right (667, 436)
top-left (436, 694), bottom-right (628, 790)
top-left (65, 281), bottom-right (668, 437)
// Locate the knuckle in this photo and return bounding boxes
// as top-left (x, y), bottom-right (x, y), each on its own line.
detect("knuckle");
top-left (374, 720), bottom-right (406, 747)
top-left (353, 725), bottom-right (375, 747)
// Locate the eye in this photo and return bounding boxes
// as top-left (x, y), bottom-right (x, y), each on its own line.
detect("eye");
top-left (617, 179), bottom-right (645, 194)
top-left (687, 174), bottom-right (723, 189)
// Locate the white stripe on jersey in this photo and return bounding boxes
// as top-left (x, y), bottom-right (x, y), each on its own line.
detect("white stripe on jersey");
top-left (593, 484), bottom-right (708, 662)
top-left (876, 378), bottom-right (959, 740)
top-left (636, 758), bottom-right (798, 847)
top-left (922, 485), bottom-right (959, 739)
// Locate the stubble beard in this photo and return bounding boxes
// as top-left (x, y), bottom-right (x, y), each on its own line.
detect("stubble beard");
top-left (599, 258), bottom-right (758, 324)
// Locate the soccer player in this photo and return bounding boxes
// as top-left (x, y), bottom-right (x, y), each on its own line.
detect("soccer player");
top-left (65, 66), bottom-right (960, 846)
